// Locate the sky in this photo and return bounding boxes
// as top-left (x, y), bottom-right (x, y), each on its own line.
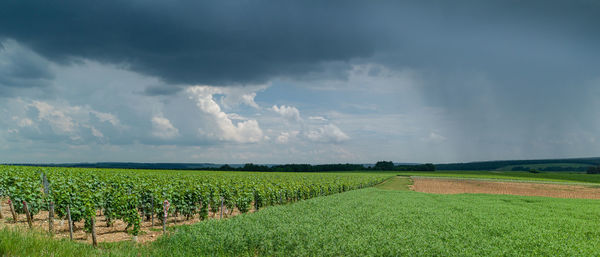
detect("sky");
top-left (0, 0), bottom-right (599, 164)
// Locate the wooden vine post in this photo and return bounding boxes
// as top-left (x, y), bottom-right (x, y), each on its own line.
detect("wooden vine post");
top-left (151, 195), bottom-right (155, 226)
top-left (48, 202), bottom-right (54, 234)
top-left (0, 199), bottom-right (3, 219)
top-left (66, 205), bottom-right (74, 240)
top-left (41, 172), bottom-right (54, 235)
top-left (198, 197), bottom-right (205, 221)
top-left (162, 200), bottom-right (170, 234)
top-left (22, 201), bottom-right (33, 229)
top-left (220, 197), bottom-right (224, 219)
top-left (91, 217), bottom-right (98, 247)
top-left (8, 199), bottom-right (17, 223)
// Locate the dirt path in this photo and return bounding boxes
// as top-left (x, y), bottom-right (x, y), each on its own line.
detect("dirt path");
top-left (411, 177), bottom-right (600, 199)
top-left (375, 176), bottom-right (412, 190)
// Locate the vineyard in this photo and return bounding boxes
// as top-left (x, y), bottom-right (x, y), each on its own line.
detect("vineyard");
top-left (0, 166), bottom-right (390, 245)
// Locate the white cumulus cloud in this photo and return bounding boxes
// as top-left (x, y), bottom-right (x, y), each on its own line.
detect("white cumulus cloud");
top-left (425, 132), bottom-right (447, 143)
top-left (15, 117), bottom-right (34, 127)
top-left (91, 111), bottom-right (121, 127)
top-left (226, 113), bottom-right (247, 120)
top-left (90, 126), bottom-right (104, 138)
top-left (187, 86), bottom-right (264, 143)
top-left (308, 116), bottom-right (327, 121)
top-left (30, 101), bottom-right (77, 134)
top-left (276, 131), bottom-right (299, 144)
top-left (306, 124), bottom-right (350, 143)
top-left (215, 85), bottom-right (267, 109)
top-left (10, 100), bottom-right (123, 142)
top-left (272, 105), bottom-right (301, 122)
top-left (151, 115), bottom-right (180, 139)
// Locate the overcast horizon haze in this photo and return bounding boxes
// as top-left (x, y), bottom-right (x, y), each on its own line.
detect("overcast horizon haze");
top-left (1, 0), bottom-right (599, 164)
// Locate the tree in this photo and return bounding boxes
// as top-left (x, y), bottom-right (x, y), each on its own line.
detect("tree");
top-left (219, 164), bottom-right (233, 171)
top-left (587, 166), bottom-right (600, 174)
top-left (374, 161), bottom-right (395, 171)
top-left (422, 163), bottom-right (435, 171)
top-left (242, 163), bottom-right (269, 171)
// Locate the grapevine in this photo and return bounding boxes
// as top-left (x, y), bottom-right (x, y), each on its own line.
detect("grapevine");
top-left (0, 165), bottom-right (390, 241)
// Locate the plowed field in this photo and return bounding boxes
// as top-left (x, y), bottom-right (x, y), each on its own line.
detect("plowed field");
top-left (412, 177), bottom-right (600, 199)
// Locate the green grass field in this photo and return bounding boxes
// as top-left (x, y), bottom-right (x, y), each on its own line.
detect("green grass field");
top-left (0, 227), bottom-right (140, 257)
top-left (3, 175), bottom-right (600, 256)
top-left (146, 187), bottom-right (600, 256)
top-left (374, 175), bottom-right (412, 190)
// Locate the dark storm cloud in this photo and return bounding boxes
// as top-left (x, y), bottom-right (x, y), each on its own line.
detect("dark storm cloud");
top-left (2, 0), bottom-right (597, 87)
top-left (1, 0), bottom-right (600, 163)
top-left (0, 0), bottom-right (383, 86)
top-left (0, 39), bottom-right (54, 96)
top-left (142, 85), bottom-right (184, 96)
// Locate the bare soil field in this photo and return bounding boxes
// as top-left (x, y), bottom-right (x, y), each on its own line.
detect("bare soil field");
top-left (411, 177), bottom-right (600, 199)
top-left (0, 199), bottom-right (253, 244)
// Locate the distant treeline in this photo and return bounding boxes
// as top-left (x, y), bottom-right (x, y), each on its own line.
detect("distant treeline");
top-left (4, 162), bottom-right (222, 170)
top-left (588, 166), bottom-right (600, 174)
top-left (4, 161), bottom-right (434, 172)
top-left (511, 166), bottom-right (589, 172)
top-left (211, 161), bottom-right (435, 172)
top-left (436, 157), bottom-right (600, 171)
top-left (13, 157), bottom-right (600, 172)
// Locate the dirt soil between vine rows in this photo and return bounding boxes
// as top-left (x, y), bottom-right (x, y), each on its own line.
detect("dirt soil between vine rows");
top-left (0, 200), bottom-right (253, 244)
top-left (411, 177), bottom-right (600, 199)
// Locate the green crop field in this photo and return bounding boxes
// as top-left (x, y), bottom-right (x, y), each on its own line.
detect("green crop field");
top-left (146, 187), bottom-right (600, 256)
top-left (374, 175), bottom-right (413, 190)
top-left (3, 180), bottom-right (600, 256)
top-left (2, 168), bottom-right (600, 256)
top-left (0, 166), bottom-right (389, 242)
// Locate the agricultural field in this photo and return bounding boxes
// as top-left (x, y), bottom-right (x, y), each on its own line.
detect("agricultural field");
top-left (3, 1), bottom-right (598, 256)
top-left (397, 170), bottom-right (600, 184)
top-left (144, 185), bottom-right (600, 256)
top-left (412, 177), bottom-right (600, 199)
top-left (0, 166), bottom-right (389, 245)
top-left (2, 168), bottom-right (600, 256)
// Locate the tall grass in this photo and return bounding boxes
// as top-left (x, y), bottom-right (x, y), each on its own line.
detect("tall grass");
top-left (374, 176), bottom-right (412, 190)
top-left (0, 228), bottom-right (98, 256)
top-left (0, 227), bottom-right (142, 257)
top-left (148, 188), bottom-right (600, 256)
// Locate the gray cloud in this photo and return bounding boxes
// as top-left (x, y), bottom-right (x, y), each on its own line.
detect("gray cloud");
top-left (0, 1), bottom-right (382, 86)
top-left (0, 40), bottom-right (54, 96)
top-left (0, 0), bottom-right (600, 163)
top-left (142, 85), bottom-right (184, 96)
top-left (1, 0), bottom-right (596, 87)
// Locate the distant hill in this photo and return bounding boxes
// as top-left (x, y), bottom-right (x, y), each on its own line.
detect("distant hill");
top-left (3, 162), bottom-right (423, 171)
top-left (5, 158), bottom-right (599, 172)
top-left (435, 157), bottom-right (600, 171)
top-left (2, 162), bottom-right (232, 170)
